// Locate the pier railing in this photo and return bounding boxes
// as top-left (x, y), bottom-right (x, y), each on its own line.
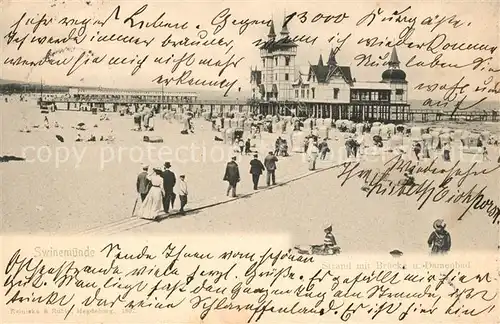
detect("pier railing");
top-left (43, 96), bottom-right (244, 105)
top-left (41, 97), bottom-right (499, 122)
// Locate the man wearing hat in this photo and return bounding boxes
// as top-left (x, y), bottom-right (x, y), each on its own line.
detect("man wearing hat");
top-left (177, 174), bottom-right (188, 214)
top-left (249, 154), bottom-right (265, 190)
top-left (264, 151), bottom-right (278, 186)
top-left (223, 156), bottom-right (240, 197)
top-left (136, 164), bottom-right (151, 202)
top-left (427, 219), bottom-right (451, 254)
top-left (162, 162), bottom-right (176, 213)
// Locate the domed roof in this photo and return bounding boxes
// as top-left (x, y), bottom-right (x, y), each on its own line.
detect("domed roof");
top-left (382, 69), bottom-right (406, 82)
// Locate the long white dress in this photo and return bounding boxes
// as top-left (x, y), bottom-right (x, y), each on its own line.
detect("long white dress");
top-left (139, 174), bottom-right (164, 220)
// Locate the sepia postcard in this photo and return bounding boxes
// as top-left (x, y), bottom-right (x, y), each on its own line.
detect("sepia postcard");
top-left (0, 0), bottom-right (499, 322)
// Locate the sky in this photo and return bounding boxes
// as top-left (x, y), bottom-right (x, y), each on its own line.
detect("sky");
top-left (1, 0), bottom-right (499, 102)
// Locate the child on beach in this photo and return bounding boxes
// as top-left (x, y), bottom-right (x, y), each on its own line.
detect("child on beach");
top-left (482, 146), bottom-right (490, 161)
top-left (323, 224), bottom-right (339, 254)
top-left (443, 143), bottom-right (451, 162)
top-left (428, 219), bottom-right (451, 255)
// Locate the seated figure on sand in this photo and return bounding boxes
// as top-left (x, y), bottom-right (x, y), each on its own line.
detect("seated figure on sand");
top-left (323, 224), bottom-right (340, 255)
top-left (107, 129), bottom-right (115, 142)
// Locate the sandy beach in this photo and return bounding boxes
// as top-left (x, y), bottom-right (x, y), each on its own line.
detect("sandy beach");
top-left (1, 98), bottom-right (498, 254)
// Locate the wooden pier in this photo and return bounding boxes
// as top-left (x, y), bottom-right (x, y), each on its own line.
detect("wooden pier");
top-left (46, 97), bottom-right (251, 115)
top-left (43, 97), bottom-right (499, 123)
top-left (409, 109), bottom-right (499, 123)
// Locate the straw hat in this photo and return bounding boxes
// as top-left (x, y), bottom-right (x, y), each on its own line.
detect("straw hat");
top-left (433, 219), bottom-right (446, 230)
top-left (152, 163), bottom-right (163, 172)
top-left (323, 223), bottom-right (332, 231)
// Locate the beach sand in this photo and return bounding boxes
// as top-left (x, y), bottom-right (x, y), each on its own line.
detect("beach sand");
top-left (1, 98), bottom-right (498, 254)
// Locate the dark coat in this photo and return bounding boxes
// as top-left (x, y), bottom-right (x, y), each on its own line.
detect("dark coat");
top-left (249, 159), bottom-right (265, 175)
top-left (223, 161), bottom-right (240, 185)
top-left (264, 154), bottom-right (278, 171)
top-left (162, 169), bottom-right (176, 191)
top-left (428, 230), bottom-right (451, 254)
top-left (136, 171), bottom-right (151, 194)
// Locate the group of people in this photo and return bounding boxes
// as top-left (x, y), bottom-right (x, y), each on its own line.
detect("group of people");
top-left (316, 217), bottom-right (451, 256)
top-left (133, 109), bottom-right (155, 131)
top-left (234, 137), bottom-right (252, 155)
top-left (135, 162), bottom-right (188, 220)
top-left (274, 137), bottom-right (289, 157)
top-left (223, 152), bottom-right (279, 196)
top-left (345, 135), bottom-right (362, 158)
top-left (303, 137), bottom-right (330, 171)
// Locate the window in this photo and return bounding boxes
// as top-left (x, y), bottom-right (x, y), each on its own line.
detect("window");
top-left (307, 89), bottom-right (310, 98)
top-left (285, 57), bottom-right (290, 66)
top-left (371, 92), bottom-right (379, 101)
top-left (295, 90), bottom-right (299, 98)
top-left (380, 91), bottom-right (389, 101)
top-left (275, 73), bottom-right (278, 81)
top-left (285, 73), bottom-right (289, 81)
top-left (361, 92), bottom-right (369, 101)
top-left (312, 75), bottom-right (316, 82)
top-left (333, 88), bottom-right (339, 99)
top-left (275, 57), bottom-right (278, 66)
top-left (301, 89), bottom-right (305, 98)
top-left (395, 89), bottom-right (404, 101)
top-left (262, 59), bottom-right (265, 67)
top-left (312, 88), bottom-right (315, 99)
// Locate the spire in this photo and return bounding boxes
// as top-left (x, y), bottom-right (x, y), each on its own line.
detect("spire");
top-left (327, 48), bottom-right (337, 67)
top-left (318, 54), bottom-right (324, 66)
top-left (388, 47), bottom-right (400, 68)
top-left (280, 13), bottom-right (289, 36)
top-left (268, 21), bottom-right (276, 39)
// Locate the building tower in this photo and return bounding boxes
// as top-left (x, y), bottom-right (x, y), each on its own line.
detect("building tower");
top-left (259, 21), bottom-right (275, 101)
top-left (259, 17), bottom-right (297, 102)
top-left (381, 47), bottom-right (408, 104)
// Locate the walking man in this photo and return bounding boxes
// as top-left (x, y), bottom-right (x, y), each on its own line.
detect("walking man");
top-left (264, 151), bottom-right (278, 186)
top-left (162, 162), bottom-right (176, 213)
top-left (245, 138), bottom-right (252, 154)
top-left (308, 142), bottom-right (319, 171)
top-left (249, 154), bottom-right (265, 190)
top-left (136, 164), bottom-right (151, 202)
top-left (177, 174), bottom-right (188, 214)
top-left (318, 138), bottom-right (329, 160)
top-left (223, 156), bottom-right (240, 197)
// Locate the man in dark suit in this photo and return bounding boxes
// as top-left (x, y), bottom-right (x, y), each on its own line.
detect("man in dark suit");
top-left (223, 156), bottom-right (240, 197)
top-left (249, 154), bottom-right (265, 190)
top-left (264, 151), bottom-right (278, 186)
top-left (162, 162), bottom-right (176, 213)
top-left (136, 165), bottom-right (151, 201)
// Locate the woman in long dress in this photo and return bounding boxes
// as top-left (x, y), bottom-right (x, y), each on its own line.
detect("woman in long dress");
top-left (139, 167), bottom-right (165, 220)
